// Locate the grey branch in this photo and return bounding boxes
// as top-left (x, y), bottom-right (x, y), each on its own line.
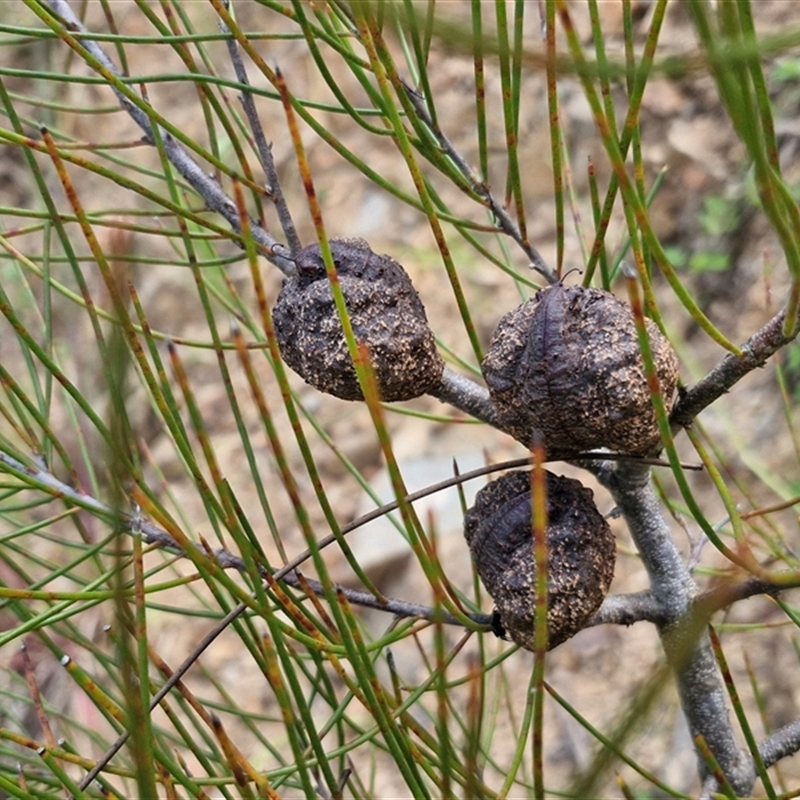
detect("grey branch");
top-left (600, 462), bottom-right (695, 619)
top-left (671, 305), bottom-right (798, 428)
top-left (600, 461), bottom-right (756, 795)
top-left (700, 719), bottom-right (800, 800)
top-left (674, 632), bottom-right (756, 796)
top-left (759, 719), bottom-right (800, 769)
top-left (586, 590), bottom-right (667, 627)
top-left (587, 575), bottom-right (797, 629)
top-left (428, 367), bottom-right (502, 428)
top-left (45, 0), bottom-right (296, 276)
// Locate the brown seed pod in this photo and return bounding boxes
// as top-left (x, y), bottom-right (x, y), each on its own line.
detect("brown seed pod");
top-left (482, 283), bottom-right (679, 455)
top-left (464, 469), bottom-right (615, 651)
top-left (273, 238), bottom-right (444, 401)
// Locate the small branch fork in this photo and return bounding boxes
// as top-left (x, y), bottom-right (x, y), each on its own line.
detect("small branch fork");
top-left (592, 460), bottom-right (800, 797)
top-left (218, 0), bottom-right (301, 255)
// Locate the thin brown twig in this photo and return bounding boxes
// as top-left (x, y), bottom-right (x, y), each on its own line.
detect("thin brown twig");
top-left (692, 574), bottom-right (791, 617)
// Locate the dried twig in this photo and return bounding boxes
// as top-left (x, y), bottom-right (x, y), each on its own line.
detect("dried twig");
top-left (0, 446), bottom-right (518, 620)
top-left (401, 81), bottom-right (556, 284)
top-left (671, 305), bottom-right (799, 428)
top-left (693, 575), bottom-right (787, 617)
top-left (218, 0), bottom-right (301, 254)
top-left (43, 0), bottom-right (296, 276)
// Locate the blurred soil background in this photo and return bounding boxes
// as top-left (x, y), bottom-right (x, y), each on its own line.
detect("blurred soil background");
top-left (2, 1), bottom-right (800, 796)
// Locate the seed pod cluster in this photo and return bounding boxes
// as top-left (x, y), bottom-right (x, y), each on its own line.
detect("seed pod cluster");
top-left (273, 238), bottom-right (444, 402)
top-left (464, 469), bottom-right (615, 651)
top-left (482, 283), bottom-right (679, 456)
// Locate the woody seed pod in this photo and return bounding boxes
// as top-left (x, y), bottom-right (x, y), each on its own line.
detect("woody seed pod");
top-left (464, 469), bottom-right (615, 651)
top-left (482, 283), bottom-right (679, 455)
top-left (273, 238), bottom-right (444, 401)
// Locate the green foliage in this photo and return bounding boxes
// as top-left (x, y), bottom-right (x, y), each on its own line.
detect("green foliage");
top-left (1, 1), bottom-right (800, 798)
top-left (666, 193), bottom-right (743, 273)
